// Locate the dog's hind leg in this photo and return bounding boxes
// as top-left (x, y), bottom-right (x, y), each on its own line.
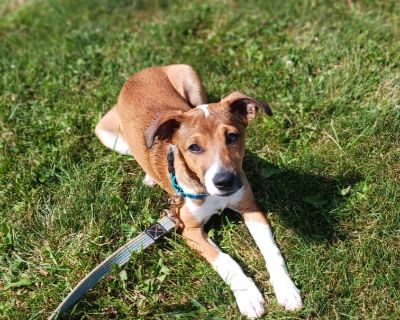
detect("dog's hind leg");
top-left (95, 106), bottom-right (131, 155)
top-left (163, 64), bottom-right (207, 107)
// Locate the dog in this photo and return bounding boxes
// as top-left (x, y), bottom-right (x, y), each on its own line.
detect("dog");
top-left (95, 64), bottom-right (303, 318)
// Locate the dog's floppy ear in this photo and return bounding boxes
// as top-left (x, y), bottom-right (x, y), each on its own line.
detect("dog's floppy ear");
top-left (221, 91), bottom-right (272, 125)
top-left (145, 111), bottom-right (184, 148)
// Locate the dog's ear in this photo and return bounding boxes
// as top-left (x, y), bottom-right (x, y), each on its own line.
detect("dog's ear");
top-left (221, 91), bottom-right (272, 125)
top-left (145, 111), bottom-right (184, 148)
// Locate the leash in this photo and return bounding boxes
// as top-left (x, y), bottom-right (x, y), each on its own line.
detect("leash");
top-left (50, 145), bottom-right (205, 319)
top-left (49, 216), bottom-right (177, 319)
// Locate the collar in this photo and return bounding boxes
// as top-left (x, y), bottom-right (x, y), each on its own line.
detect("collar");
top-left (167, 146), bottom-right (208, 200)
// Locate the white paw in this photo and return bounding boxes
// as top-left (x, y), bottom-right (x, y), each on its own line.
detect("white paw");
top-left (271, 276), bottom-right (303, 311)
top-left (143, 174), bottom-right (156, 187)
top-left (233, 277), bottom-right (265, 318)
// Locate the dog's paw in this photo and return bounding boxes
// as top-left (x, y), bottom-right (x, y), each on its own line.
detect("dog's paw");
top-left (271, 276), bottom-right (303, 311)
top-left (143, 174), bottom-right (157, 187)
top-left (233, 278), bottom-right (265, 318)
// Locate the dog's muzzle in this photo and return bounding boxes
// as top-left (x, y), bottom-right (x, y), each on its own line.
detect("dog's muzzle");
top-left (212, 171), bottom-right (243, 196)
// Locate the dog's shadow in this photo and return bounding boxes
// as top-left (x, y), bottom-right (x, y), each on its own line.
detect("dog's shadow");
top-left (206, 151), bottom-right (361, 244)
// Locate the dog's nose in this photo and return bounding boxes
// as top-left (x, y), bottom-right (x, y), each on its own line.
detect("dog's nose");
top-left (213, 172), bottom-right (236, 191)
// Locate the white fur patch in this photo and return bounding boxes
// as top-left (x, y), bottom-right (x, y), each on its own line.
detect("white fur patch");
top-left (213, 252), bottom-right (265, 318)
top-left (196, 104), bottom-right (210, 117)
top-left (245, 221), bottom-right (303, 311)
top-left (143, 174), bottom-right (156, 187)
top-left (204, 159), bottom-right (222, 196)
top-left (97, 129), bottom-right (131, 155)
top-left (270, 274), bottom-right (303, 311)
top-left (185, 187), bottom-right (244, 224)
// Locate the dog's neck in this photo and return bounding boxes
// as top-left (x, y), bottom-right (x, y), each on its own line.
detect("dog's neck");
top-left (170, 146), bottom-right (207, 199)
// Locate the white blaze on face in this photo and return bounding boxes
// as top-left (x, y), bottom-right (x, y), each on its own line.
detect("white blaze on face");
top-left (204, 158), bottom-right (222, 195)
top-left (196, 104), bottom-right (210, 117)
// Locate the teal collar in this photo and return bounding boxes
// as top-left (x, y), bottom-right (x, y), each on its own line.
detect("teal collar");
top-left (167, 147), bottom-right (208, 200)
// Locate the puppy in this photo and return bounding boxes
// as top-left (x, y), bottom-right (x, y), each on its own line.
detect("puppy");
top-left (95, 64), bottom-right (303, 318)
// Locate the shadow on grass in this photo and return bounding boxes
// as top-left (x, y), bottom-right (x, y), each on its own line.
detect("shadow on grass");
top-left (206, 151), bottom-right (362, 244)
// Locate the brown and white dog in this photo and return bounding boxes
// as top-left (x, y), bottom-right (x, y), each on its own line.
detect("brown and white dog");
top-left (95, 64), bottom-right (303, 318)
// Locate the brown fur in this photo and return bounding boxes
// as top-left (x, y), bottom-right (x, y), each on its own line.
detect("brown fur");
top-left (95, 65), bottom-right (304, 316)
top-left (96, 64), bottom-right (273, 254)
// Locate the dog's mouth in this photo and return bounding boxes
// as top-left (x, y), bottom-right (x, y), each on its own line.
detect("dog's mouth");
top-left (217, 188), bottom-right (240, 197)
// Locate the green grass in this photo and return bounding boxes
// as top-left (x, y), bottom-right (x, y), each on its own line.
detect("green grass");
top-left (1, 0), bottom-right (399, 319)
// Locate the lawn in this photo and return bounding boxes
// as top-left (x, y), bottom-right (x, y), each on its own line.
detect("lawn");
top-left (0, 0), bottom-right (399, 319)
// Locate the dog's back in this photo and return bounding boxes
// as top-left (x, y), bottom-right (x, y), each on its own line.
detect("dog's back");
top-left (95, 64), bottom-right (207, 185)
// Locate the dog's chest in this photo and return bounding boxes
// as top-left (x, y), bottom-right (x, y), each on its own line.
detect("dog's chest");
top-left (184, 188), bottom-right (244, 224)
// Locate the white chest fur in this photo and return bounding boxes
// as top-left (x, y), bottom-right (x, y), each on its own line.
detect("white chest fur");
top-left (184, 187), bottom-right (244, 224)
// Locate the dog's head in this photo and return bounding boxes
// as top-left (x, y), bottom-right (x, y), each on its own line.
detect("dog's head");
top-left (145, 91), bottom-right (272, 196)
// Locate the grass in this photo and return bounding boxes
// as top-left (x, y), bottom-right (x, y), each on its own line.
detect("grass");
top-left (0, 0), bottom-right (399, 319)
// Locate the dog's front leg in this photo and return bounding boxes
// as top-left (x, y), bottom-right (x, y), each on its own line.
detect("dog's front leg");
top-left (179, 206), bottom-right (265, 318)
top-left (232, 186), bottom-right (303, 311)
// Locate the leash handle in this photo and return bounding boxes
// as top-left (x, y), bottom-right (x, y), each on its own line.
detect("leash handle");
top-left (49, 216), bottom-right (176, 320)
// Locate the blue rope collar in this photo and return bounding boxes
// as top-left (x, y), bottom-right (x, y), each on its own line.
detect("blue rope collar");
top-left (167, 147), bottom-right (208, 200)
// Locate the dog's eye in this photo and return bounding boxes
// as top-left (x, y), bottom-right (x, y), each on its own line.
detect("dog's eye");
top-left (227, 133), bottom-right (239, 144)
top-left (188, 144), bottom-right (202, 153)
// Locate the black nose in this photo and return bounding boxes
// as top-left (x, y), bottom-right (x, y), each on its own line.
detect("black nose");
top-left (213, 172), bottom-right (236, 191)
